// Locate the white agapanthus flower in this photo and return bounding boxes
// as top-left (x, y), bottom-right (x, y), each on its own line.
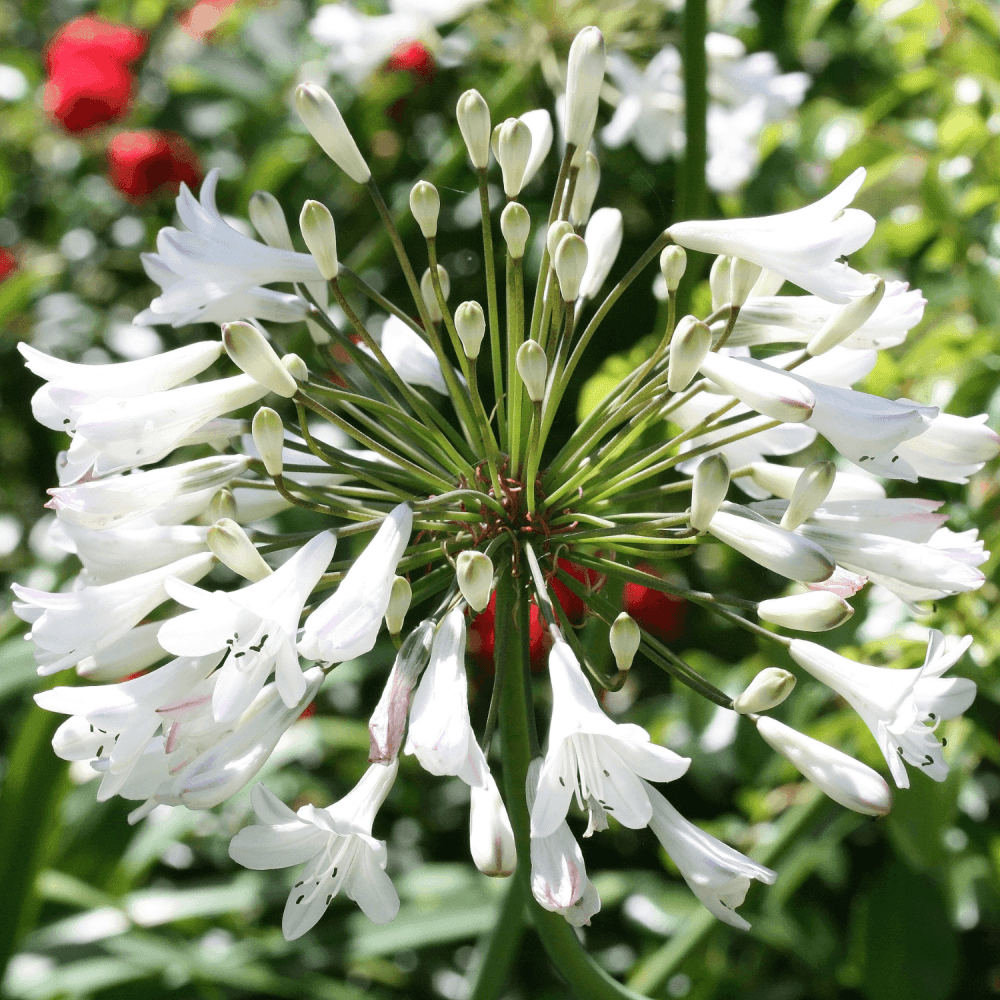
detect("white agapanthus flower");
top-left (135, 170), bottom-right (321, 328)
top-left (643, 780), bottom-right (776, 930)
top-left (374, 315), bottom-right (449, 394)
top-left (526, 758), bottom-right (602, 926)
top-left (531, 638), bottom-right (690, 838)
top-left (404, 607), bottom-right (490, 788)
top-left (789, 630), bottom-right (976, 788)
top-left (230, 760), bottom-right (400, 936)
top-left (12, 552), bottom-right (215, 675)
top-left (891, 411), bottom-right (1000, 483)
top-left (157, 531), bottom-right (337, 722)
top-left (579, 207), bottom-right (623, 302)
top-left (667, 169), bottom-right (875, 302)
top-left (299, 503), bottom-right (412, 663)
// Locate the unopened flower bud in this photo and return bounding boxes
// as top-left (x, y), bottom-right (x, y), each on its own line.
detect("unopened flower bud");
top-left (667, 315), bottom-right (712, 392)
top-left (281, 353), bottom-right (308, 383)
top-left (299, 200), bottom-right (338, 280)
top-left (710, 255), bottom-right (733, 311)
top-left (252, 406), bottom-right (284, 477)
top-left (457, 88), bottom-right (491, 169)
top-left (807, 275), bottom-right (885, 356)
top-left (554, 233), bottom-right (588, 302)
top-left (496, 118), bottom-right (532, 197)
top-left (730, 258), bottom-right (762, 307)
top-left (455, 301), bottom-right (486, 359)
top-left (707, 508), bottom-right (835, 583)
top-left (385, 576), bottom-right (412, 636)
top-left (294, 82), bottom-right (370, 183)
top-left (780, 461), bottom-right (836, 531)
top-left (208, 518), bottom-right (272, 582)
top-left (409, 180), bottom-right (440, 239)
top-left (421, 265), bottom-right (450, 323)
top-left (755, 716), bottom-right (892, 816)
top-left (733, 668), bottom-right (796, 714)
top-left (546, 221), bottom-right (573, 258)
top-left (223, 321), bottom-right (297, 398)
top-left (248, 190), bottom-right (293, 250)
top-left (698, 353), bottom-right (815, 423)
top-left (609, 613), bottom-right (641, 671)
top-left (690, 453), bottom-right (729, 532)
top-left (659, 245), bottom-right (686, 292)
top-left (564, 27), bottom-right (605, 148)
top-left (757, 592), bottom-right (854, 632)
top-left (747, 461), bottom-right (886, 502)
top-left (516, 340), bottom-right (547, 402)
top-left (456, 550), bottom-right (494, 612)
top-left (470, 773), bottom-right (517, 877)
top-left (501, 202), bottom-right (530, 258)
top-left (570, 151), bottom-right (600, 227)
top-left (210, 487), bottom-right (237, 522)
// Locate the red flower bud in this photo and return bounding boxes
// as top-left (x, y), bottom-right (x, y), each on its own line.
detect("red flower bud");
top-left (45, 55), bottom-right (135, 133)
top-left (44, 16), bottom-right (146, 72)
top-left (107, 131), bottom-right (201, 201)
top-left (0, 248), bottom-right (17, 282)
top-left (387, 41), bottom-right (436, 83)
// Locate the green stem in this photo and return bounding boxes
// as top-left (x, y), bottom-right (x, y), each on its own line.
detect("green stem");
top-left (478, 168), bottom-right (507, 446)
top-left (506, 254), bottom-right (526, 474)
top-left (680, 0), bottom-right (708, 225)
top-left (466, 877), bottom-right (526, 1000)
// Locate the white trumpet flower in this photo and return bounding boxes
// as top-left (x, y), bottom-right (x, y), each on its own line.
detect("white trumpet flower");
top-left (643, 780), bottom-right (776, 931)
top-left (135, 170), bottom-right (321, 328)
top-left (531, 639), bottom-right (689, 838)
top-left (230, 760), bottom-right (399, 936)
top-left (299, 504), bottom-right (412, 663)
top-left (789, 630), bottom-right (976, 788)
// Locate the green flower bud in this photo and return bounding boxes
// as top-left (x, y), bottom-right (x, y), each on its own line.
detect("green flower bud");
top-left (208, 518), bottom-right (272, 582)
top-left (299, 199), bottom-right (338, 280)
top-left (223, 321), bottom-right (297, 398)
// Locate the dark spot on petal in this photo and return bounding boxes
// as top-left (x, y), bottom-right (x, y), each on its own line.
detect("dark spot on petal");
top-left (295, 895), bottom-right (304, 904)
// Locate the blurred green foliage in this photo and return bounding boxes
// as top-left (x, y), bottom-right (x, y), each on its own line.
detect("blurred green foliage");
top-left (1, 0), bottom-right (999, 998)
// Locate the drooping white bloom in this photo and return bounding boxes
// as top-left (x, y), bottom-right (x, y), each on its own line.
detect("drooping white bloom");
top-left (368, 620), bottom-right (434, 763)
top-left (36, 652), bottom-right (221, 800)
top-left (579, 207), bottom-right (623, 302)
top-left (727, 281), bottom-right (926, 351)
top-left (531, 639), bottom-right (690, 838)
top-left (376, 315), bottom-right (448, 394)
top-left (404, 608), bottom-right (489, 788)
top-left (68, 374), bottom-right (270, 478)
top-left (698, 352), bottom-right (815, 422)
top-left (158, 531), bottom-right (337, 722)
top-left (891, 411), bottom-right (1000, 484)
top-left (789, 630), bottom-right (976, 788)
top-left (519, 109), bottom-right (554, 188)
top-left (754, 716), bottom-right (892, 816)
top-left (526, 758), bottom-right (601, 926)
top-left (135, 170), bottom-right (321, 328)
top-left (75, 620), bottom-right (169, 682)
top-left (20, 340), bottom-right (224, 432)
top-left (299, 504), bottom-right (413, 663)
top-left (642, 780), bottom-right (776, 931)
top-left (230, 760), bottom-right (400, 936)
top-left (469, 773), bottom-right (517, 877)
top-left (12, 552), bottom-right (215, 675)
top-left (152, 668), bottom-right (326, 811)
top-left (666, 169), bottom-right (875, 302)
top-left (750, 498), bottom-right (988, 607)
top-left (46, 455), bottom-right (250, 530)
top-left (49, 520), bottom-right (210, 585)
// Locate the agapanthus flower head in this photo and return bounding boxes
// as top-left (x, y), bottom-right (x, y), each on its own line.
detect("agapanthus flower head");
top-left (16, 23), bottom-right (992, 960)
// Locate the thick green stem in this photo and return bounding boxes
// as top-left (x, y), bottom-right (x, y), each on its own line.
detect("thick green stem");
top-left (466, 877), bottom-right (526, 1000)
top-left (680, 0), bottom-right (708, 226)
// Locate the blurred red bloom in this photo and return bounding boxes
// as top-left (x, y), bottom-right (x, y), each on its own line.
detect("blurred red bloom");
top-left (623, 566), bottom-right (687, 642)
top-left (179, 0), bottom-right (240, 41)
top-left (468, 592), bottom-right (550, 674)
top-left (0, 248), bottom-right (17, 282)
top-left (44, 16), bottom-right (147, 133)
top-left (108, 131), bottom-right (201, 200)
top-left (387, 40), bottom-right (436, 83)
top-left (550, 559), bottom-right (602, 625)
top-left (44, 15), bottom-right (146, 70)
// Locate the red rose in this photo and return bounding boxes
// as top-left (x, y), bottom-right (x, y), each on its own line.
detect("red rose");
top-left (108, 131), bottom-right (201, 201)
top-left (622, 566), bottom-right (687, 642)
top-left (44, 16), bottom-right (147, 133)
top-left (468, 592), bottom-right (550, 674)
top-left (0, 248), bottom-right (17, 282)
top-left (386, 40), bottom-right (436, 83)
